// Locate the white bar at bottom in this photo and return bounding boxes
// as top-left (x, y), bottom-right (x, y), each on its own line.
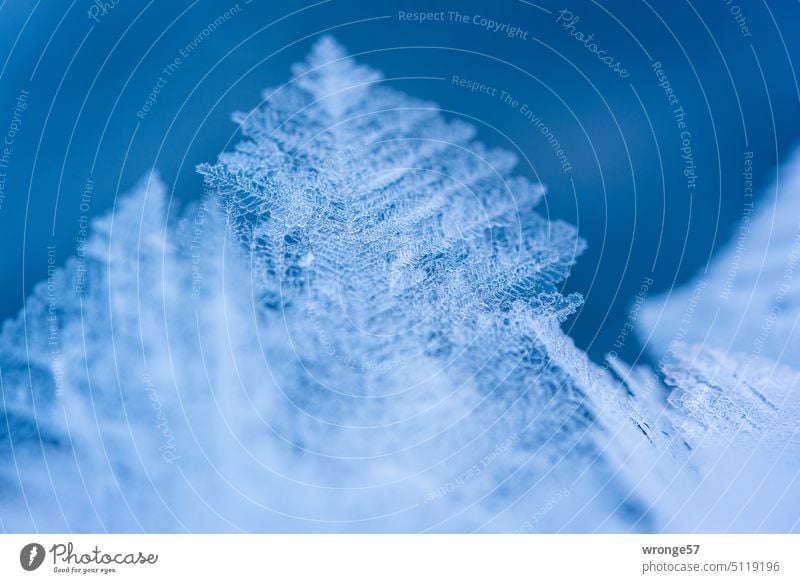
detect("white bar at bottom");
top-left (0, 534), bottom-right (796, 582)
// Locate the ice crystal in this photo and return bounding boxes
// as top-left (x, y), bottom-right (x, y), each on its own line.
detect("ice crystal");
top-left (2, 37), bottom-right (795, 533)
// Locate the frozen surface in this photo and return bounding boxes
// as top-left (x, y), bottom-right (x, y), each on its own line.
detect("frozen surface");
top-left (1, 38), bottom-right (797, 533)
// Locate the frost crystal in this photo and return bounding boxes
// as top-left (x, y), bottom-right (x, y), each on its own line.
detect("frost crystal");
top-left (632, 151), bottom-right (800, 531)
top-left (662, 343), bottom-right (800, 450)
top-left (197, 36), bottom-right (594, 435)
top-left (197, 36), bottom-right (668, 529)
top-left (2, 37), bottom-right (796, 534)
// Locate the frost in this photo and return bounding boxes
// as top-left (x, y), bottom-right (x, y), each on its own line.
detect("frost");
top-left (632, 151), bottom-right (800, 531)
top-left (1, 37), bottom-right (796, 533)
top-left (637, 151), bottom-right (800, 463)
top-left (661, 343), bottom-right (800, 450)
top-left (197, 37), bottom-right (667, 528)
